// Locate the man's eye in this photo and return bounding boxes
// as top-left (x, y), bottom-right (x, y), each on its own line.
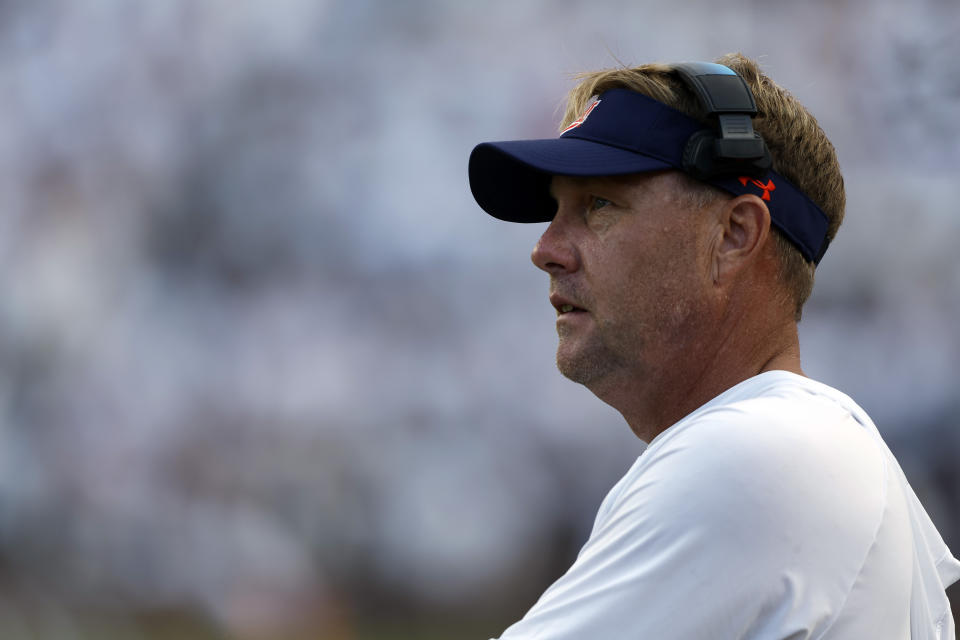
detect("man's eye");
top-left (590, 196), bottom-right (613, 210)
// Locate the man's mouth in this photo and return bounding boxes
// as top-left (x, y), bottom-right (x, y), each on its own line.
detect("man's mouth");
top-left (555, 301), bottom-right (587, 315)
top-left (550, 292), bottom-right (587, 316)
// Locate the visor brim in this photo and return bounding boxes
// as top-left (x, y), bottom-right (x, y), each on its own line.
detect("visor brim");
top-left (468, 138), bottom-right (674, 223)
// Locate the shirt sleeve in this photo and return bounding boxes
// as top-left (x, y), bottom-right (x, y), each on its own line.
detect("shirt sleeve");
top-left (496, 398), bottom-right (888, 640)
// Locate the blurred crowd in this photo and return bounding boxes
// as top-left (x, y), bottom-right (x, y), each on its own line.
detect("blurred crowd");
top-left (0, 1), bottom-right (958, 638)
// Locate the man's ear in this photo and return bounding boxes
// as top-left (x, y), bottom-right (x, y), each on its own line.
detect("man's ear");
top-left (713, 194), bottom-right (771, 285)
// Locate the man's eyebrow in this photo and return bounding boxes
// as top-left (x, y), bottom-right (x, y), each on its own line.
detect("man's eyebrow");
top-left (550, 175), bottom-right (643, 201)
top-left (548, 176), bottom-right (606, 199)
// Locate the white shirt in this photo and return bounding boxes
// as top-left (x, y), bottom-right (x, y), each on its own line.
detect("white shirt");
top-left (496, 371), bottom-right (960, 639)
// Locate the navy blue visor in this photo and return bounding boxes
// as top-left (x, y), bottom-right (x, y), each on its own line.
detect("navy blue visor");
top-left (468, 88), bottom-right (830, 264)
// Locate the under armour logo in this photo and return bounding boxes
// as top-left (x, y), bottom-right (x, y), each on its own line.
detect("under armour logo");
top-left (738, 176), bottom-right (776, 201)
top-left (561, 99), bottom-right (601, 135)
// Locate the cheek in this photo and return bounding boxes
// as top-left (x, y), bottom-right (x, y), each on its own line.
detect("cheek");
top-left (607, 239), bottom-right (705, 318)
top-left (585, 209), bottom-right (620, 235)
top-left (585, 216), bottom-right (708, 306)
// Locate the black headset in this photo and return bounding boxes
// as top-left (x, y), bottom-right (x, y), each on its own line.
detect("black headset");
top-left (672, 62), bottom-right (772, 181)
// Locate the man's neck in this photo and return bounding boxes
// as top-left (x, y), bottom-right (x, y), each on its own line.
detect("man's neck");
top-left (593, 315), bottom-right (803, 443)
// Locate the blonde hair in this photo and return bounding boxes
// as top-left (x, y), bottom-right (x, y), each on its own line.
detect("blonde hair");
top-left (560, 53), bottom-right (845, 320)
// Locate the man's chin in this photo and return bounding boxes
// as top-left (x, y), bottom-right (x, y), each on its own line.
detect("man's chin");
top-left (556, 348), bottom-right (613, 386)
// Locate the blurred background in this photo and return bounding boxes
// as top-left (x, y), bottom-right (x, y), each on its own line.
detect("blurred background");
top-left (1, 0), bottom-right (958, 638)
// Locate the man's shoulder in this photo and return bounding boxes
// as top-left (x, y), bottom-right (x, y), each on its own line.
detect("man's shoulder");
top-left (654, 370), bottom-right (876, 467)
top-left (622, 372), bottom-right (886, 533)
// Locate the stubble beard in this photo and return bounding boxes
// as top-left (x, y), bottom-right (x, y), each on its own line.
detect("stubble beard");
top-left (555, 316), bottom-right (637, 387)
top-left (555, 291), bottom-right (701, 393)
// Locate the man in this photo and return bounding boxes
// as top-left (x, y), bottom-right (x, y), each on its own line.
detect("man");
top-left (468, 53), bottom-right (959, 638)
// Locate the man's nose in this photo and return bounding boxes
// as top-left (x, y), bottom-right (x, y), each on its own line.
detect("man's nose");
top-left (531, 217), bottom-right (579, 274)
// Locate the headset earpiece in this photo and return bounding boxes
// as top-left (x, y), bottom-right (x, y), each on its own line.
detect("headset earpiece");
top-left (673, 62), bottom-right (773, 181)
top-left (682, 130), bottom-right (721, 181)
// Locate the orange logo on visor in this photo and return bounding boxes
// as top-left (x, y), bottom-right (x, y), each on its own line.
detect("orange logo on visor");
top-left (561, 99), bottom-right (601, 135)
top-left (738, 176), bottom-right (776, 201)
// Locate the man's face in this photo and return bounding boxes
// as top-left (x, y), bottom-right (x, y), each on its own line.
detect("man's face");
top-left (532, 171), bottom-right (715, 391)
